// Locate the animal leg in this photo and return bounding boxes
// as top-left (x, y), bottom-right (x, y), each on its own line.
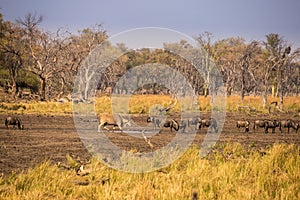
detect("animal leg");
top-left (98, 124), bottom-right (103, 132)
top-left (272, 128), bottom-right (275, 133)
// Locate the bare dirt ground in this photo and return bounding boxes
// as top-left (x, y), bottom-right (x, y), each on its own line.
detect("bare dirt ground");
top-left (0, 112), bottom-right (299, 176)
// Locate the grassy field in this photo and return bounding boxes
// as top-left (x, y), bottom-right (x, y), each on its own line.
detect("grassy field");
top-left (0, 143), bottom-right (299, 199)
top-left (1, 95), bottom-right (300, 115)
top-left (1, 95), bottom-right (299, 199)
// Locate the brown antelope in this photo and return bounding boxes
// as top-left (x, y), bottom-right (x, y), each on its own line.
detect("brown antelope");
top-left (98, 114), bottom-right (131, 132)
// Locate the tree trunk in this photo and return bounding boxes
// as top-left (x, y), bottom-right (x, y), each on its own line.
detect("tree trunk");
top-left (241, 69), bottom-right (245, 103)
top-left (56, 78), bottom-right (65, 100)
top-left (84, 80), bottom-right (89, 100)
top-left (40, 77), bottom-right (47, 101)
top-left (271, 85), bottom-right (275, 97)
top-left (277, 64), bottom-right (284, 110)
top-left (279, 94), bottom-right (284, 110)
top-left (8, 67), bottom-right (18, 99)
top-left (204, 84), bottom-right (208, 97)
top-left (262, 82), bottom-right (268, 109)
top-left (11, 79), bottom-right (17, 98)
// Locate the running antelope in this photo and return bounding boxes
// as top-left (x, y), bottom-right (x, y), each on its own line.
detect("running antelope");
top-left (98, 114), bottom-right (131, 132)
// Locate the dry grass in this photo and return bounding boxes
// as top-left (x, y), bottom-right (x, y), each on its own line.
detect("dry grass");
top-left (0, 143), bottom-right (299, 199)
top-left (1, 95), bottom-right (299, 115)
top-left (0, 95), bottom-right (299, 199)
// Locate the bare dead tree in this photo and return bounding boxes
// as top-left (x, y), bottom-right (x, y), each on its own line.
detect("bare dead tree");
top-left (17, 13), bottom-right (71, 100)
top-left (239, 41), bottom-right (259, 102)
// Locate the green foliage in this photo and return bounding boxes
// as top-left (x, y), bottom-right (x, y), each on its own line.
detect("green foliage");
top-left (18, 71), bottom-right (39, 93)
top-left (0, 69), bottom-right (9, 86)
top-left (0, 10), bottom-right (299, 105)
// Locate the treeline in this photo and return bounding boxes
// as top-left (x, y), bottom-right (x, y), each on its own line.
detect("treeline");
top-left (0, 12), bottom-right (299, 108)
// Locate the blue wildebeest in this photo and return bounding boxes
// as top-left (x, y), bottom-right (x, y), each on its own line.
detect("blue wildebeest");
top-left (279, 119), bottom-right (299, 133)
top-left (178, 120), bottom-right (187, 133)
top-left (163, 119), bottom-right (180, 132)
top-left (98, 114), bottom-right (131, 132)
top-left (147, 116), bottom-right (161, 130)
top-left (253, 120), bottom-right (279, 133)
top-left (199, 118), bottom-right (218, 133)
top-left (5, 116), bottom-right (24, 130)
top-left (236, 120), bottom-right (250, 133)
top-left (147, 116), bottom-right (179, 132)
top-left (187, 116), bottom-right (201, 130)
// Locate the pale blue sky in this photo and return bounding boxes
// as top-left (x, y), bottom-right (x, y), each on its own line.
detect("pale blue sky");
top-left (1, 0), bottom-right (299, 48)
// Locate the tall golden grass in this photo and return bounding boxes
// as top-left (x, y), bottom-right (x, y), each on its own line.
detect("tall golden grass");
top-left (0, 95), bottom-right (299, 115)
top-left (0, 143), bottom-right (299, 199)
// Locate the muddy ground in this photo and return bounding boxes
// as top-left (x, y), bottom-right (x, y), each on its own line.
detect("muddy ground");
top-left (0, 112), bottom-right (299, 176)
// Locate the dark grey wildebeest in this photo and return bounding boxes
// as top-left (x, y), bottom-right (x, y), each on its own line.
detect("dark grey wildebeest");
top-left (5, 116), bottom-right (24, 130)
top-left (162, 119), bottom-right (180, 132)
top-left (147, 116), bottom-right (179, 132)
top-left (279, 119), bottom-right (299, 133)
top-left (187, 116), bottom-right (201, 130)
top-left (236, 120), bottom-right (250, 133)
top-left (253, 120), bottom-right (279, 133)
top-left (178, 120), bottom-right (187, 133)
top-left (253, 120), bottom-right (266, 133)
top-left (199, 118), bottom-right (218, 133)
top-left (147, 116), bottom-right (161, 130)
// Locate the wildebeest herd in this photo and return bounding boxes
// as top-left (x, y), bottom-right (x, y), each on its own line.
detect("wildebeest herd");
top-left (4, 115), bottom-right (300, 134)
top-left (97, 114), bottom-right (219, 133)
top-left (239, 119), bottom-right (299, 133)
top-left (97, 114), bottom-right (299, 134)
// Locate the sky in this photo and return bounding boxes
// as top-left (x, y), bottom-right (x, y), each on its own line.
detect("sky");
top-left (0, 0), bottom-right (300, 48)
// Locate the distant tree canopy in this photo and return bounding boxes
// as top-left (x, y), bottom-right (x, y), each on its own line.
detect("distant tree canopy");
top-left (0, 12), bottom-right (299, 108)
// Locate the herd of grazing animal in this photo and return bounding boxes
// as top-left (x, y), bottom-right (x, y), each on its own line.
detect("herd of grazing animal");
top-left (97, 113), bottom-right (299, 134)
top-left (146, 115), bottom-right (220, 133)
top-left (3, 114), bottom-right (299, 134)
top-left (238, 119), bottom-right (299, 133)
top-left (146, 116), bottom-right (180, 132)
top-left (98, 114), bottom-right (218, 133)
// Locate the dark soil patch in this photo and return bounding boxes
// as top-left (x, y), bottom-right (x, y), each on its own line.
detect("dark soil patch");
top-left (0, 112), bottom-right (299, 175)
